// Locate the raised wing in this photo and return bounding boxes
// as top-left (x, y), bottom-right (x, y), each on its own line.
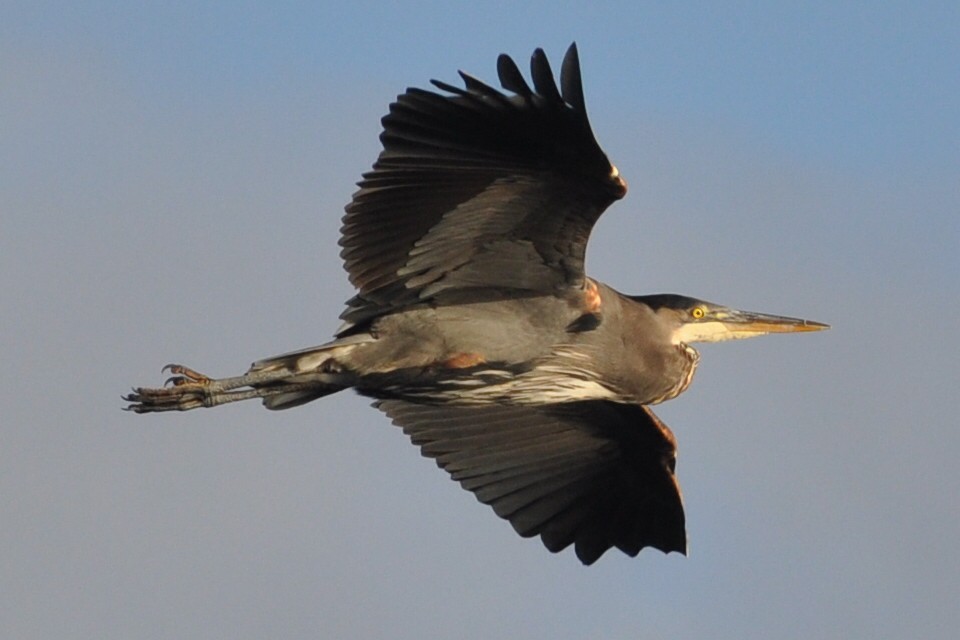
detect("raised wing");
top-left (339, 44), bottom-right (627, 331)
top-left (376, 399), bottom-right (686, 565)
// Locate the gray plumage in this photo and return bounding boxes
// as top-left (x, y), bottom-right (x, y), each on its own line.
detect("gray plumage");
top-left (126, 44), bottom-right (827, 565)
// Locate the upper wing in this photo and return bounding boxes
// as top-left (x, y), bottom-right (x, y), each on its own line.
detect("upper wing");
top-left (376, 399), bottom-right (686, 565)
top-left (339, 44), bottom-right (627, 331)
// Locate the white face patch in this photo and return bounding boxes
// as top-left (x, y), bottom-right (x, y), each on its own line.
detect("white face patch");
top-left (671, 321), bottom-right (763, 344)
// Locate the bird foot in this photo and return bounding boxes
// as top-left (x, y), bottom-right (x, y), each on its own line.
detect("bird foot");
top-left (124, 362), bottom-right (325, 413)
top-left (124, 363), bottom-right (216, 413)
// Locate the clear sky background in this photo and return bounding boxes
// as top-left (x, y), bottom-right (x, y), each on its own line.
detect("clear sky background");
top-left (3, 2), bottom-right (958, 638)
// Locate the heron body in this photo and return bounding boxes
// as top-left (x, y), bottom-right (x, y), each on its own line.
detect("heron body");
top-left (126, 44), bottom-right (827, 564)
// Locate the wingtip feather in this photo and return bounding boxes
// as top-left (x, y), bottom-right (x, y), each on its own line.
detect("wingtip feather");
top-left (497, 53), bottom-right (533, 97)
top-left (560, 43), bottom-right (585, 112)
top-left (529, 48), bottom-right (563, 104)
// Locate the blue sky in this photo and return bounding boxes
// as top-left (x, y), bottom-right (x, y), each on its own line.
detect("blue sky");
top-left (3, 2), bottom-right (958, 639)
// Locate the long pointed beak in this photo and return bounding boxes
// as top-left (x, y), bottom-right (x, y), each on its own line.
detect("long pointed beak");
top-left (720, 309), bottom-right (830, 336)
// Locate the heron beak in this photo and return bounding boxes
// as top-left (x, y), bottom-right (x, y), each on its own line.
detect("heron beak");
top-left (673, 307), bottom-right (829, 344)
top-left (719, 309), bottom-right (830, 337)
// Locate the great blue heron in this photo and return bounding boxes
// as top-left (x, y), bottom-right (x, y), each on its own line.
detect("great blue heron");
top-left (125, 44), bottom-right (827, 564)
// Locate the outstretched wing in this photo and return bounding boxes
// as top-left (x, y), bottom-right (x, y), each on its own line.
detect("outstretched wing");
top-left (339, 44), bottom-right (627, 331)
top-left (376, 399), bottom-right (686, 565)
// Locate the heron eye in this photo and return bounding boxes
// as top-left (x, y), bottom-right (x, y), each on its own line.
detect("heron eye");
top-left (691, 307), bottom-right (706, 319)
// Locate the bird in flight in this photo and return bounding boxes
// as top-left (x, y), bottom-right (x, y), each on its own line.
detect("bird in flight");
top-left (126, 44), bottom-right (827, 564)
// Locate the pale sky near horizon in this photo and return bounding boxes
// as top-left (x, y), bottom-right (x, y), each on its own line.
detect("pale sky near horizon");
top-left (3, 3), bottom-right (959, 639)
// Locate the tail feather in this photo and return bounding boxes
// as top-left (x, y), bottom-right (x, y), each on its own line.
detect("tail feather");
top-left (249, 333), bottom-right (374, 410)
top-left (262, 386), bottom-right (342, 410)
top-left (250, 333), bottom-right (373, 374)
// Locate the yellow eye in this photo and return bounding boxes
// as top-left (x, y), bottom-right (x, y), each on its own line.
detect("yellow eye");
top-left (691, 306), bottom-right (706, 319)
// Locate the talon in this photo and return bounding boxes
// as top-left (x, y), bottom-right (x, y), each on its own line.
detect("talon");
top-left (161, 364), bottom-right (211, 384)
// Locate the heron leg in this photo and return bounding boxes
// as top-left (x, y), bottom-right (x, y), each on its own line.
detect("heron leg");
top-left (123, 364), bottom-right (316, 413)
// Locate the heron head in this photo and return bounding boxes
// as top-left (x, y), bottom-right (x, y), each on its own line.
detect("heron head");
top-left (634, 294), bottom-right (830, 344)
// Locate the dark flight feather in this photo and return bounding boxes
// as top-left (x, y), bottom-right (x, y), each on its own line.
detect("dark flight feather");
top-left (376, 399), bottom-right (686, 565)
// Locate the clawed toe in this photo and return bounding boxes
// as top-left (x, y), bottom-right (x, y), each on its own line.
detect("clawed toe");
top-left (123, 383), bottom-right (205, 413)
top-left (124, 364), bottom-right (215, 412)
top-left (162, 364), bottom-right (211, 385)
